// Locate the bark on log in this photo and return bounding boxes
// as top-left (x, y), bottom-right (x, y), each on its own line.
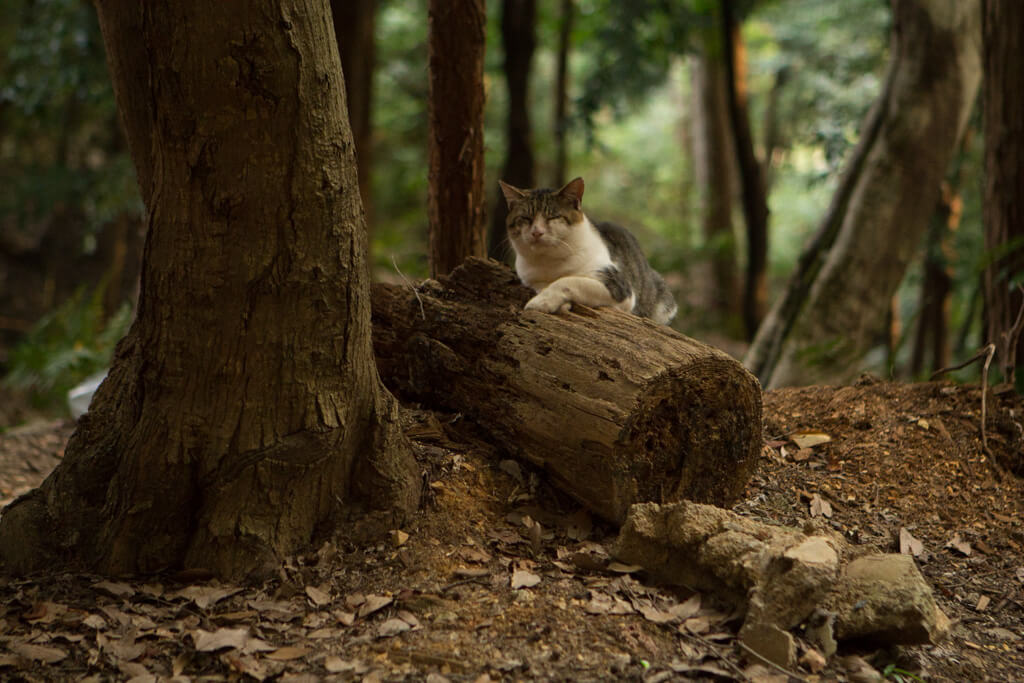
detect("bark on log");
top-left (372, 258), bottom-right (762, 524)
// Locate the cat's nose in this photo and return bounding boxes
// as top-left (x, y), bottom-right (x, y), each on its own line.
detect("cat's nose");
top-left (530, 226), bottom-right (544, 238)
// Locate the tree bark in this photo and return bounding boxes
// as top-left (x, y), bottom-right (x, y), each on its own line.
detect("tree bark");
top-left (331, 0), bottom-right (376, 233)
top-left (371, 258), bottom-right (762, 524)
top-left (488, 0), bottom-right (537, 261)
top-left (0, 0), bottom-right (420, 581)
top-left (552, 0), bottom-right (573, 187)
top-left (982, 0), bottom-right (1024, 383)
top-left (721, 1), bottom-right (769, 340)
top-left (428, 0), bottom-right (487, 277)
top-left (691, 30), bottom-right (741, 323)
top-left (745, 0), bottom-right (981, 389)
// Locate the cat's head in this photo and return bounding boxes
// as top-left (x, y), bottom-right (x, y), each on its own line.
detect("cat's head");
top-left (499, 177), bottom-right (586, 255)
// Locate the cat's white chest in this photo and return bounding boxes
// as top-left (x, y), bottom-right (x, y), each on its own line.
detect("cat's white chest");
top-left (514, 218), bottom-right (612, 290)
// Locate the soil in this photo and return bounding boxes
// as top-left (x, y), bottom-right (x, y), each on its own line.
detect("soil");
top-left (0, 378), bottom-right (1022, 682)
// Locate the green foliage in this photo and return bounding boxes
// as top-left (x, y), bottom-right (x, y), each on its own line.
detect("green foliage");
top-left (0, 0), bottom-right (141, 238)
top-left (4, 286), bottom-right (131, 411)
top-left (882, 663), bottom-right (925, 683)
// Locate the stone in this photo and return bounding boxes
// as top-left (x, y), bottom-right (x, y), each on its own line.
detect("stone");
top-left (739, 622), bottom-right (796, 670)
top-left (830, 554), bottom-right (950, 645)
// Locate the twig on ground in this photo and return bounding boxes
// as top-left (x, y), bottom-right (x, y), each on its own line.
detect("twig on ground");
top-left (931, 343), bottom-right (997, 467)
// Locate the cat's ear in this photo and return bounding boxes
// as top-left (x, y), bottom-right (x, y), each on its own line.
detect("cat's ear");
top-left (499, 180), bottom-right (528, 206)
top-left (558, 177), bottom-right (585, 209)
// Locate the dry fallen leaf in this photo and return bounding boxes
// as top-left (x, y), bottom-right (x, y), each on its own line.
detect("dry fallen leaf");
top-left (93, 580), bottom-right (135, 598)
top-left (305, 585), bottom-right (332, 607)
top-left (809, 493), bottom-right (833, 518)
top-left (191, 627), bottom-right (250, 652)
top-left (226, 654), bottom-right (269, 681)
top-left (378, 618), bottom-right (412, 638)
top-left (669, 594), bottom-right (702, 620)
top-left (790, 432), bottom-right (832, 449)
top-left (976, 595), bottom-right (991, 612)
top-left (390, 529), bottom-right (410, 547)
top-left (11, 642), bottom-right (68, 664)
top-left (357, 594), bottom-right (393, 618)
top-left (265, 646), bottom-right (310, 661)
top-left (683, 616), bottom-right (710, 635)
top-left (899, 527), bottom-right (925, 557)
top-left (607, 562), bottom-right (643, 574)
top-left (174, 585), bottom-right (242, 610)
top-left (946, 533), bottom-right (972, 556)
top-left (638, 603), bottom-right (676, 624)
top-left (510, 569), bottom-right (541, 589)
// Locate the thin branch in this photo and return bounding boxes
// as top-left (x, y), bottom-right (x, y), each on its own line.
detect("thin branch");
top-left (391, 255), bottom-right (426, 320)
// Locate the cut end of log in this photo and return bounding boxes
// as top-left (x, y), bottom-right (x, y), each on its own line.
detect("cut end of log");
top-left (623, 361), bottom-right (762, 516)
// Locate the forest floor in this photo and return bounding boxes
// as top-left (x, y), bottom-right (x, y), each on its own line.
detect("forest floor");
top-left (0, 378), bottom-right (1022, 682)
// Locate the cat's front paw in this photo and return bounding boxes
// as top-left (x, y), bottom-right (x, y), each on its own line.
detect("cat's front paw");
top-left (525, 290), bottom-right (572, 315)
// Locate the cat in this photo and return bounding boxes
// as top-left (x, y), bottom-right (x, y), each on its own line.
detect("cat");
top-left (499, 177), bottom-right (678, 325)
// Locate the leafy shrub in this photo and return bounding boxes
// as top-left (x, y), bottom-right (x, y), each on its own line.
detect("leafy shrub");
top-left (4, 286), bottom-right (132, 411)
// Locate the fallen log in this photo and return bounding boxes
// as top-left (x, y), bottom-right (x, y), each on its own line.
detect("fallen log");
top-left (371, 258), bottom-right (762, 523)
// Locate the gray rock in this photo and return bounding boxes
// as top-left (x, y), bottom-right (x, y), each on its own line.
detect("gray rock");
top-left (829, 553), bottom-right (950, 645)
top-left (739, 622), bottom-right (796, 670)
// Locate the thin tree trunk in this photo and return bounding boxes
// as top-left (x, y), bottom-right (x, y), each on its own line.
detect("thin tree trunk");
top-left (428, 0), bottom-right (487, 276)
top-left (720, 0), bottom-right (769, 340)
top-left (0, 0), bottom-right (419, 581)
top-left (745, 0), bottom-right (981, 389)
top-left (911, 182), bottom-right (958, 377)
top-left (552, 0), bottom-right (573, 186)
top-left (691, 31), bottom-right (741, 323)
top-left (489, 0), bottom-right (537, 261)
top-left (331, 0), bottom-right (376, 233)
top-left (982, 0), bottom-right (1024, 384)
top-left (760, 67), bottom-right (789, 194)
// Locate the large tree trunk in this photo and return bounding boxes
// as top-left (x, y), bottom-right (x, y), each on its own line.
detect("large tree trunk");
top-left (427, 0), bottom-right (487, 277)
top-left (488, 0), bottom-right (537, 261)
top-left (982, 0), bottom-right (1024, 383)
top-left (745, 0), bottom-right (981, 389)
top-left (0, 0), bottom-right (420, 581)
top-left (331, 0), bottom-right (376, 233)
top-left (721, 1), bottom-right (769, 340)
top-left (552, 0), bottom-right (573, 187)
top-left (691, 30), bottom-right (741, 324)
top-left (371, 258), bottom-right (762, 524)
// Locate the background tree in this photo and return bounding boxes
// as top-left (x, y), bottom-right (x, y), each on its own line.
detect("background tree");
top-left (551, 0), bottom-right (574, 186)
top-left (331, 0), bottom-right (377, 231)
top-left (488, 0), bottom-right (537, 260)
top-left (0, 0), bottom-right (420, 580)
top-left (745, 0), bottom-right (982, 389)
top-left (0, 0), bottom-right (142, 369)
top-left (427, 0), bottom-right (487, 276)
top-left (690, 24), bottom-right (740, 325)
top-left (721, 0), bottom-right (770, 339)
top-left (981, 0), bottom-right (1024, 385)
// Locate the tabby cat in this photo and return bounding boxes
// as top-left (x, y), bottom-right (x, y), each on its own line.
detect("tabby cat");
top-left (499, 177), bottom-right (677, 325)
